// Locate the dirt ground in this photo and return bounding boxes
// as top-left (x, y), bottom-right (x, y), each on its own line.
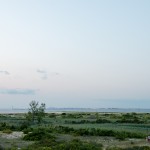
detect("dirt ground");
top-left (0, 131), bottom-right (33, 149)
top-left (81, 136), bottom-right (150, 149)
top-left (0, 132), bottom-right (150, 149)
top-left (57, 134), bottom-right (150, 149)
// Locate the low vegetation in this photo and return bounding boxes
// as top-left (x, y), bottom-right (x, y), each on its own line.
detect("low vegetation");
top-left (107, 146), bottom-right (150, 150)
top-left (0, 101), bottom-right (150, 149)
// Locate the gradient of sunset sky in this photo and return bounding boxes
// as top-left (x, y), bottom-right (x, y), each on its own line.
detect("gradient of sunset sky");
top-left (0, 0), bottom-right (150, 108)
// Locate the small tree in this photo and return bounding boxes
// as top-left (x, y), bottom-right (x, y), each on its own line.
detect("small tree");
top-left (37, 103), bottom-right (46, 123)
top-left (26, 100), bottom-right (46, 124)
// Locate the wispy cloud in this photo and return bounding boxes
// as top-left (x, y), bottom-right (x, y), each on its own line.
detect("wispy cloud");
top-left (37, 69), bottom-right (60, 80)
top-left (0, 70), bottom-right (10, 75)
top-left (0, 88), bottom-right (36, 95)
top-left (37, 69), bottom-right (48, 80)
top-left (37, 69), bottom-right (46, 74)
top-left (50, 72), bottom-right (60, 76)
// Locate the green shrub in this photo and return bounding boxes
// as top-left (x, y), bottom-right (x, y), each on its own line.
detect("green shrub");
top-left (115, 132), bottom-right (127, 140)
top-left (19, 122), bottom-right (29, 131)
top-left (23, 128), bottom-right (33, 134)
top-left (2, 129), bottom-right (12, 134)
top-left (0, 145), bottom-right (4, 150)
top-left (53, 139), bottom-right (103, 150)
top-left (51, 125), bottom-right (145, 139)
top-left (23, 128), bottom-right (54, 141)
top-left (107, 146), bottom-right (150, 150)
top-left (96, 119), bottom-right (111, 123)
top-left (27, 139), bottom-right (103, 150)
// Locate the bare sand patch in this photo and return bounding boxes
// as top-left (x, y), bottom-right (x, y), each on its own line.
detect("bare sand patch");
top-left (0, 131), bottom-right (24, 139)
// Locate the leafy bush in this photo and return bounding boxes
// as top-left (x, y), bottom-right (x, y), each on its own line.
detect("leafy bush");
top-left (52, 126), bottom-right (145, 139)
top-left (116, 113), bottom-right (144, 124)
top-left (23, 128), bottom-right (55, 141)
top-left (23, 127), bottom-right (33, 134)
top-left (115, 132), bottom-right (127, 140)
top-left (48, 113), bottom-right (56, 118)
top-left (19, 122), bottom-right (29, 130)
top-left (2, 129), bottom-right (12, 134)
top-left (96, 119), bottom-right (111, 123)
top-left (27, 139), bottom-right (103, 150)
top-left (65, 119), bottom-right (111, 124)
top-left (0, 122), bottom-right (17, 131)
top-left (0, 145), bottom-right (4, 150)
top-left (53, 139), bottom-right (103, 150)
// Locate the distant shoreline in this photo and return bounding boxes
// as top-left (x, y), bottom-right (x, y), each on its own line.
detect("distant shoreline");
top-left (0, 108), bottom-right (150, 114)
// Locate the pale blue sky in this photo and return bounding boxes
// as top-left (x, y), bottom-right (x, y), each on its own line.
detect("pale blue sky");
top-left (0, 0), bottom-right (150, 108)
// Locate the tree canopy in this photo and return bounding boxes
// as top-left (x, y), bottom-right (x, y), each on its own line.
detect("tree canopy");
top-left (26, 100), bottom-right (46, 124)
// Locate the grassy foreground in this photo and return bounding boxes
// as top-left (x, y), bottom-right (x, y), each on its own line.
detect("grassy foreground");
top-left (0, 112), bottom-right (150, 149)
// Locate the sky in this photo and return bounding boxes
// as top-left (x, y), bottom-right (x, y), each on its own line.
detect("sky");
top-left (0, 0), bottom-right (150, 108)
